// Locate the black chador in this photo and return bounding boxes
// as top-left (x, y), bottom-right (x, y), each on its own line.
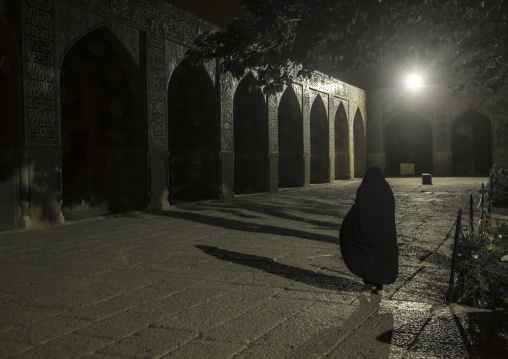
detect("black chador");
top-left (339, 167), bottom-right (398, 289)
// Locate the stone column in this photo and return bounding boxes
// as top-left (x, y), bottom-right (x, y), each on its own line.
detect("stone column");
top-left (21, 0), bottom-right (64, 227)
top-left (303, 85), bottom-right (311, 186)
top-left (146, 25), bottom-right (170, 210)
top-left (328, 95), bottom-right (335, 183)
top-left (219, 73), bottom-right (235, 200)
top-left (268, 94), bottom-right (280, 192)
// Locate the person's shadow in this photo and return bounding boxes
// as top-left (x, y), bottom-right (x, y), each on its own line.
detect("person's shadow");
top-left (196, 245), bottom-right (395, 357)
top-left (195, 245), bottom-right (361, 291)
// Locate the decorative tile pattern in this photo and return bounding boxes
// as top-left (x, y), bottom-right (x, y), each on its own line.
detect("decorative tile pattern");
top-left (147, 32), bottom-right (167, 148)
top-left (23, 0), bottom-right (58, 146)
top-left (27, 0), bottom-right (369, 156)
top-left (220, 73), bottom-right (235, 151)
top-left (303, 87), bottom-right (311, 154)
top-left (268, 93), bottom-right (281, 153)
top-left (292, 82), bottom-right (303, 111)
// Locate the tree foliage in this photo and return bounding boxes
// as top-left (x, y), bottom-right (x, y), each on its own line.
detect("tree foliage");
top-left (187, 0), bottom-right (508, 95)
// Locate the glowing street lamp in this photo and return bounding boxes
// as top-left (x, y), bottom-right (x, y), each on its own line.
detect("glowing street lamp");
top-left (406, 73), bottom-right (424, 88)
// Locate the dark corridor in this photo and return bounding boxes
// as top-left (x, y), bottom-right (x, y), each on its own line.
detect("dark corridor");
top-left (168, 59), bottom-right (221, 201)
top-left (335, 103), bottom-right (349, 180)
top-left (310, 95), bottom-right (330, 183)
top-left (60, 26), bottom-right (146, 211)
top-left (233, 74), bottom-right (269, 194)
top-left (385, 113), bottom-right (433, 176)
top-left (452, 111), bottom-right (492, 175)
top-left (278, 86), bottom-right (304, 188)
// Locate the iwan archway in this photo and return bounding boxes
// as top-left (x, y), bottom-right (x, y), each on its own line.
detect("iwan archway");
top-left (385, 111), bottom-right (433, 176)
top-left (60, 26), bottom-right (146, 212)
top-left (452, 111), bottom-right (492, 175)
top-left (167, 59), bottom-right (221, 201)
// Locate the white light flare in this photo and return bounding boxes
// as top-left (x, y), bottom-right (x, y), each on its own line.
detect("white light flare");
top-left (406, 74), bottom-right (423, 89)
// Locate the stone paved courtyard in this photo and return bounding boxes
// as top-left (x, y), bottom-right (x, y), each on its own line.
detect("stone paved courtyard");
top-left (0, 177), bottom-right (506, 358)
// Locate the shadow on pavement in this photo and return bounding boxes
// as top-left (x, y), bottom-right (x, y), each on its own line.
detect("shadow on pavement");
top-left (196, 245), bottom-right (362, 292)
top-left (377, 310), bottom-right (508, 358)
top-left (186, 200), bottom-right (342, 229)
top-left (153, 210), bottom-right (339, 244)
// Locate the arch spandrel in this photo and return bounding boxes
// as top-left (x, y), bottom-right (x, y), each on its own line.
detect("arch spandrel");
top-left (56, 3), bottom-right (140, 69)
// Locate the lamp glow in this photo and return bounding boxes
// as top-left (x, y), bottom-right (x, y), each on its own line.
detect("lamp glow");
top-left (407, 74), bottom-right (423, 88)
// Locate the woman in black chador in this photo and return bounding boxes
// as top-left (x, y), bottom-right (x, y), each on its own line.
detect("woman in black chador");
top-left (339, 167), bottom-right (398, 294)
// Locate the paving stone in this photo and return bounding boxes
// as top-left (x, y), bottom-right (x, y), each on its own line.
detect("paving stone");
top-left (0, 302), bottom-right (64, 325)
top-left (75, 307), bottom-right (167, 341)
top-left (162, 339), bottom-right (246, 359)
top-left (202, 297), bottom-right (310, 343)
top-left (15, 334), bottom-right (113, 358)
top-left (158, 286), bottom-right (273, 332)
top-left (0, 340), bottom-right (33, 357)
top-left (0, 315), bottom-right (91, 346)
top-left (97, 327), bottom-right (197, 357)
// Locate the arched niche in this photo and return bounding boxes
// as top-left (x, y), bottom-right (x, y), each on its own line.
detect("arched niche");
top-left (233, 73), bottom-right (269, 194)
top-left (452, 111), bottom-right (492, 175)
top-left (278, 86), bottom-right (304, 188)
top-left (310, 95), bottom-right (330, 183)
top-left (353, 108), bottom-right (366, 178)
top-left (385, 111), bottom-right (433, 176)
top-left (60, 26), bottom-right (146, 212)
top-left (167, 58), bottom-right (220, 201)
top-left (334, 102), bottom-right (349, 180)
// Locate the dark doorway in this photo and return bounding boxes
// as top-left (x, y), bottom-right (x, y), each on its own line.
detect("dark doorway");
top-left (167, 59), bottom-right (220, 201)
top-left (278, 86), bottom-right (304, 188)
top-left (310, 95), bottom-right (330, 183)
top-left (233, 74), bottom-right (269, 194)
top-left (452, 111), bottom-right (492, 175)
top-left (353, 109), bottom-right (366, 178)
top-left (334, 102), bottom-right (349, 180)
top-left (60, 26), bottom-right (146, 212)
top-left (385, 112), bottom-right (433, 176)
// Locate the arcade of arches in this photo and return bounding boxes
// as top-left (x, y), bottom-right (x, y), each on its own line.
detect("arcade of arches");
top-left (2, 0), bottom-right (506, 230)
top-left (367, 88), bottom-right (504, 178)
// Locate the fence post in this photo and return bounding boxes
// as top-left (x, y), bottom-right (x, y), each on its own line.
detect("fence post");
top-left (480, 183), bottom-right (485, 221)
top-left (447, 209), bottom-right (462, 304)
top-left (469, 194), bottom-right (473, 234)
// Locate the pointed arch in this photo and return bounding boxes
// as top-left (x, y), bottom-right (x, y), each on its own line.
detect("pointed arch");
top-left (452, 111), bottom-right (492, 175)
top-left (278, 85), bottom-right (304, 188)
top-left (60, 25), bottom-right (146, 212)
top-left (168, 58), bottom-right (221, 200)
top-left (59, 23), bottom-right (139, 71)
top-left (353, 108), bottom-right (366, 178)
top-left (334, 102), bottom-right (349, 180)
top-left (310, 95), bottom-right (330, 183)
top-left (233, 73), bottom-right (269, 194)
top-left (385, 111), bottom-right (433, 176)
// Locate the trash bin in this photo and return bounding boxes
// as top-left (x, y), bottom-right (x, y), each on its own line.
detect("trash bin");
top-left (422, 173), bottom-right (432, 185)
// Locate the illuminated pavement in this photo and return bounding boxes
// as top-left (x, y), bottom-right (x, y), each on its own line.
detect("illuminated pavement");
top-left (0, 177), bottom-right (506, 358)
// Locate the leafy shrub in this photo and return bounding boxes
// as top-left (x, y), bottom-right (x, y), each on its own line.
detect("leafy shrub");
top-left (454, 219), bottom-right (508, 309)
top-left (486, 164), bottom-right (508, 206)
